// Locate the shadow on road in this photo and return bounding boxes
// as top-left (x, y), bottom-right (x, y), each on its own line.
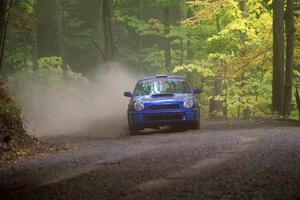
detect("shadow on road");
top-left (40, 119), bottom-right (300, 146)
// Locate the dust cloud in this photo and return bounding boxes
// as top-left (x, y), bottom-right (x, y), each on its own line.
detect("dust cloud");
top-left (13, 62), bottom-right (137, 138)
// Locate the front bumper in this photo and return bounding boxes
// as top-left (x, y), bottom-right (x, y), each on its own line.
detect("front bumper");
top-left (128, 108), bottom-right (199, 128)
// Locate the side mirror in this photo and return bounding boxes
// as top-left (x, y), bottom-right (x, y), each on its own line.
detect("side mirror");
top-left (124, 91), bottom-right (133, 97)
top-left (193, 87), bottom-right (202, 94)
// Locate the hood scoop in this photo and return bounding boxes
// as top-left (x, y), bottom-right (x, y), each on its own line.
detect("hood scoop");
top-left (151, 93), bottom-right (174, 98)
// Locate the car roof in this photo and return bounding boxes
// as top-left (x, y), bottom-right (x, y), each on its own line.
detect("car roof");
top-left (139, 75), bottom-right (186, 81)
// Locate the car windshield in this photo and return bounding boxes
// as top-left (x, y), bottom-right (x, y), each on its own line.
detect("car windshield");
top-left (133, 79), bottom-right (191, 96)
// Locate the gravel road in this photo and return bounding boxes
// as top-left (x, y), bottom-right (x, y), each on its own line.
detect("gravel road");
top-left (1, 120), bottom-right (300, 200)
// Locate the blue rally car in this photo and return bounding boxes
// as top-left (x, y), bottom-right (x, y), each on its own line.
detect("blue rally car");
top-left (124, 75), bottom-right (201, 135)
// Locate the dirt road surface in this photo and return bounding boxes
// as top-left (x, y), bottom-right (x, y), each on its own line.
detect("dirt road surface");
top-left (1, 120), bottom-right (300, 200)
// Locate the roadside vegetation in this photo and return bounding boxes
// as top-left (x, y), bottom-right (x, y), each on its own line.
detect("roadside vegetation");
top-left (0, 0), bottom-right (299, 160)
top-left (0, 82), bottom-right (57, 163)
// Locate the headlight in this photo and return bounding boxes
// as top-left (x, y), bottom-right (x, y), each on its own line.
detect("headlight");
top-left (134, 102), bottom-right (144, 111)
top-left (183, 99), bottom-right (194, 108)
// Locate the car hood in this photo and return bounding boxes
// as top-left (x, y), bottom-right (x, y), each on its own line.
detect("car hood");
top-left (132, 93), bottom-right (194, 103)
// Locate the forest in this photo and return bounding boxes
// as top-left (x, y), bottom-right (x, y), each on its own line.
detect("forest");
top-left (1, 1), bottom-right (300, 198)
top-left (0, 0), bottom-right (299, 127)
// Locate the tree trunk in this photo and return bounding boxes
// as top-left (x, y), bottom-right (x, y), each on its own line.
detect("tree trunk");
top-left (186, 8), bottom-right (193, 61)
top-left (163, 6), bottom-right (171, 72)
top-left (139, 0), bottom-right (144, 73)
top-left (272, 0), bottom-right (285, 115)
top-left (0, 0), bottom-right (8, 72)
top-left (239, 0), bottom-right (247, 43)
top-left (179, 38), bottom-right (184, 65)
top-left (209, 72), bottom-right (223, 117)
top-left (36, 0), bottom-right (61, 58)
top-left (102, 0), bottom-right (114, 62)
top-left (283, 0), bottom-right (296, 117)
top-left (223, 61), bottom-right (228, 118)
top-left (31, 3), bottom-right (39, 71)
top-left (295, 87), bottom-right (300, 120)
top-left (238, 0), bottom-right (252, 119)
top-left (0, 0), bottom-right (7, 51)
top-left (0, 0), bottom-right (6, 37)
top-left (31, 26), bottom-right (38, 71)
top-left (54, 0), bottom-right (67, 68)
top-left (209, 14), bottom-right (223, 117)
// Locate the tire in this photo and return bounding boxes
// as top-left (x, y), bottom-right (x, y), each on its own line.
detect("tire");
top-left (191, 120), bottom-right (200, 130)
top-left (127, 113), bottom-right (138, 135)
top-left (173, 124), bottom-right (188, 132)
top-left (128, 118), bottom-right (139, 135)
top-left (129, 125), bottom-right (138, 135)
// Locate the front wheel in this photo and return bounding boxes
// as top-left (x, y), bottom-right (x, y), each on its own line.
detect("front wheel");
top-left (129, 125), bottom-right (138, 135)
top-left (190, 120), bottom-right (200, 130)
top-left (128, 113), bottom-right (138, 135)
top-left (128, 118), bottom-right (139, 135)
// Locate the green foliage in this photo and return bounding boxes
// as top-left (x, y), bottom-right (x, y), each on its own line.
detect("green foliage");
top-left (7, 56), bottom-right (88, 123)
top-left (0, 83), bottom-right (22, 122)
top-left (173, 61), bottom-right (216, 117)
top-left (35, 57), bottom-right (87, 83)
top-left (8, 56), bottom-right (88, 96)
top-left (174, 62), bottom-right (214, 77)
top-left (3, 0), bottom-right (299, 120)
top-left (170, 0), bottom-right (276, 118)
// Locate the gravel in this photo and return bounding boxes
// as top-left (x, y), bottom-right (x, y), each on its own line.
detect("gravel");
top-left (0, 120), bottom-right (300, 200)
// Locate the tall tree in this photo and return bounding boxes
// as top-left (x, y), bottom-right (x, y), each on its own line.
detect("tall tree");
top-left (102, 0), bottom-right (114, 62)
top-left (185, 7), bottom-right (193, 61)
top-left (163, 5), bottom-right (171, 72)
top-left (0, 0), bottom-right (9, 71)
top-left (36, 0), bottom-right (60, 58)
top-left (139, 0), bottom-right (145, 73)
top-left (31, 23), bottom-right (38, 71)
top-left (272, 0), bottom-right (285, 115)
top-left (283, 0), bottom-right (296, 116)
top-left (209, 15), bottom-right (223, 117)
top-left (239, 0), bottom-right (251, 119)
top-left (0, 1), bottom-right (8, 51)
top-left (54, 0), bottom-right (67, 67)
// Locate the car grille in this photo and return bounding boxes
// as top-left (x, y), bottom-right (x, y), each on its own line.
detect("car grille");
top-left (144, 113), bottom-right (183, 121)
top-left (148, 104), bottom-right (180, 110)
